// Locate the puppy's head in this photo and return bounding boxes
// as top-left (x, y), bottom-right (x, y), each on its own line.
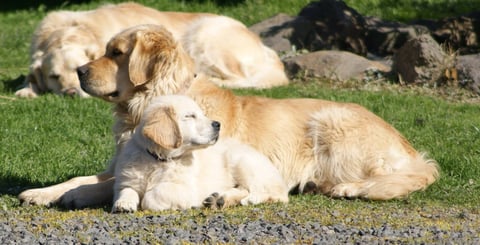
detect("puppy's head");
top-left (77, 24), bottom-right (195, 103)
top-left (138, 95), bottom-right (220, 160)
top-left (24, 26), bottom-right (100, 98)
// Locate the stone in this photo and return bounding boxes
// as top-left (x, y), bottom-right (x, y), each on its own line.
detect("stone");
top-left (283, 50), bottom-right (390, 81)
top-left (393, 34), bottom-right (455, 85)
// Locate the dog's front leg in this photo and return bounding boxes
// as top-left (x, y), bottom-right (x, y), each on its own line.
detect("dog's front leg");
top-left (61, 176), bottom-right (115, 209)
top-left (19, 172), bottom-right (113, 208)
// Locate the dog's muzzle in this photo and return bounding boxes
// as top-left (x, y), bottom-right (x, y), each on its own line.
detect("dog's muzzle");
top-left (77, 65), bottom-right (89, 84)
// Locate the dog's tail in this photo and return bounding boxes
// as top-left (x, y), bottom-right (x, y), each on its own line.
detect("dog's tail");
top-left (334, 154), bottom-right (440, 200)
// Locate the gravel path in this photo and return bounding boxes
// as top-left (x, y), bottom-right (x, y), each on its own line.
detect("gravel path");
top-left (1, 205), bottom-right (479, 244)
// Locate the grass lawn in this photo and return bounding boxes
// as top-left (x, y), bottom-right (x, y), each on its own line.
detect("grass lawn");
top-left (1, 0), bottom-right (480, 242)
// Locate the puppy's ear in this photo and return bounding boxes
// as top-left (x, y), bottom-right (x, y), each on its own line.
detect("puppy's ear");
top-left (143, 106), bottom-right (182, 149)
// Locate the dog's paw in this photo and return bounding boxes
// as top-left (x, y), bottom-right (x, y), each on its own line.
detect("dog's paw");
top-left (330, 183), bottom-right (364, 199)
top-left (112, 200), bottom-right (138, 213)
top-left (15, 87), bottom-right (38, 98)
top-left (240, 193), bottom-right (287, 206)
top-left (202, 192), bottom-right (224, 209)
top-left (18, 189), bottom-right (58, 207)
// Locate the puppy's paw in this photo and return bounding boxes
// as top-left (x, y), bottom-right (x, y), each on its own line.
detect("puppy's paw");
top-left (18, 189), bottom-right (58, 207)
top-left (112, 200), bottom-right (138, 213)
top-left (202, 192), bottom-right (224, 209)
top-left (330, 183), bottom-right (364, 199)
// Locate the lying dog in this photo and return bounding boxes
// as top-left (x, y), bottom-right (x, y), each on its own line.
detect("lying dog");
top-left (19, 24), bottom-right (439, 208)
top-left (113, 95), bottom-right (288, 212)
top-left (15, 2), bottom-right (287, 98)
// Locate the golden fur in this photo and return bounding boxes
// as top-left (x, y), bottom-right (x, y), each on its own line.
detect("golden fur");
top-left (19, 25), bottom-right (439, 208)
top-left (112, 95), bottom-right (288, 212)
top-left (15, 2), bottom-right (287, 98)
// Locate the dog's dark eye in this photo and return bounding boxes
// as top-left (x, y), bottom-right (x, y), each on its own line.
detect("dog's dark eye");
top-left (111, 48), bottom-right (123, 57)
top-left (48, 74), bottom-right (60, 80)
top-left (185, 114), bottom-right (196, 119)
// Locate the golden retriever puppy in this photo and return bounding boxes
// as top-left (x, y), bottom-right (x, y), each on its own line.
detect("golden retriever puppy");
top-left (19, 25), bottom-right (439, 208)
top-left (113, 95), bottom-right (288, 212)
top-left (15, 2), bottom-right (287, 98)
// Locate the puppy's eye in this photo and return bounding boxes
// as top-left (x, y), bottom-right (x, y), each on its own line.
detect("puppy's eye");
top-left (185, 114), bottom-right (196, 119)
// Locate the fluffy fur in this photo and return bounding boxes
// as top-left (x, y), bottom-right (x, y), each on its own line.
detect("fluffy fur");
top-left (112, 95), bottom-right (288, 212)
top-left (15, 2), bottom-right (287, 98)
top-left (19, 25), bottom-right (439, 209)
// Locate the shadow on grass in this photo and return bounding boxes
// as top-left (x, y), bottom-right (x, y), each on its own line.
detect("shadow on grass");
top-left (1, 74), bottom-right (25, 93)
top-left (0, 176), bottom-right (63, 196)
top-left (1, 176), bottom-right (113, 211)
top-left (1, 0), bottom-right (246, 12)
top-left (0, 0), bottom-right (91, 12)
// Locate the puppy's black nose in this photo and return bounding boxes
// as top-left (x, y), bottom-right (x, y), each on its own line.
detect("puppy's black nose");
top-left (76, 65), bottom-right (89, 80)
top-left (212, 121), bottom-right (220, 131)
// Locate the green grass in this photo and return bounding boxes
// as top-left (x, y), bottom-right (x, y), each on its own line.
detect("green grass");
top-left (1, 0), bottom-right (480, 242)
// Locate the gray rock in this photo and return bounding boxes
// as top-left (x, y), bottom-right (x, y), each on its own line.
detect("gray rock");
top-left (393, 34), bottom-right (455, 85)
top-left (456, 54), bottom-right (480, 94)
top-left (283, 50), bottom-right (390, 81)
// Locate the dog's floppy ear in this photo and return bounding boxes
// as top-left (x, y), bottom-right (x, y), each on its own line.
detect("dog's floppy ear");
top-left (143, 106), bottom-right (182, 149)
top-left (128, 28), bottom-right (176, 86)
top-left (29, 52), bottom-right (47, 92)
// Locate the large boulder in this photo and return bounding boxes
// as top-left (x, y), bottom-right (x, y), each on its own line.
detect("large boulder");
top-left (412, 12), bottom-right (480, 54)
top-left (365, 17), bottom-right (430, 56)
top-left (283, 50), bottom-right (390, 81)
top-left (249, 13), bottom-right (316, 54)
top-left (249, 0), bottom-right (367, 56)
top-left (298, 0), bottom-right (367, 55)
top-left (393, 34), bottom-right (455, 85)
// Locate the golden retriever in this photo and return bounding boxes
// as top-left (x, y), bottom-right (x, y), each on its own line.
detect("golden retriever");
top-left (113, 95), bottom-right (288, 212)
top-left (19, 25), bottom-right (439, 208)
top-left (15, 2), bottom-right (287, 98)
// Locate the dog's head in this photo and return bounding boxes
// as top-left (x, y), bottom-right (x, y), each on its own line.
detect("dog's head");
top-left (25, 26), bottom-right (101, 98)
top-left (77, 24), bottom-right (195, 103)
top-left (137, 95), bottom-right (220, 160)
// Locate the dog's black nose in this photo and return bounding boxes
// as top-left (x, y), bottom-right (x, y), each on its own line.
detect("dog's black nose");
top-left (63, 88), bottom-right (79, 97)
top-left (76, 65), bottom-right (89, 80)
top-left (212, 121), bottom-right (220, 131)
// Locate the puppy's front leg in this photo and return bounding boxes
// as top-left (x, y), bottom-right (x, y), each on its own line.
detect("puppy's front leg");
top-left (112, 188), bottom-right (140, 213)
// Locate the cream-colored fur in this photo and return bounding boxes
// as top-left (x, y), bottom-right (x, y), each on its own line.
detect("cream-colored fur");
top-left (15, 2), bottom-right (287, 98)
top-left (112, 95), bottom-right (288, 212)
top-left (19, 25), bottom-right (439, 209)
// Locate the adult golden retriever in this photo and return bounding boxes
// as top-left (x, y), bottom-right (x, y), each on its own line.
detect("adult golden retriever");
top-left (19, 25), bottom-right (439, 208)
top-left (15, 2), bottom-right (287, 98)
top-left (113, 95), bottom-right (288, 212)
